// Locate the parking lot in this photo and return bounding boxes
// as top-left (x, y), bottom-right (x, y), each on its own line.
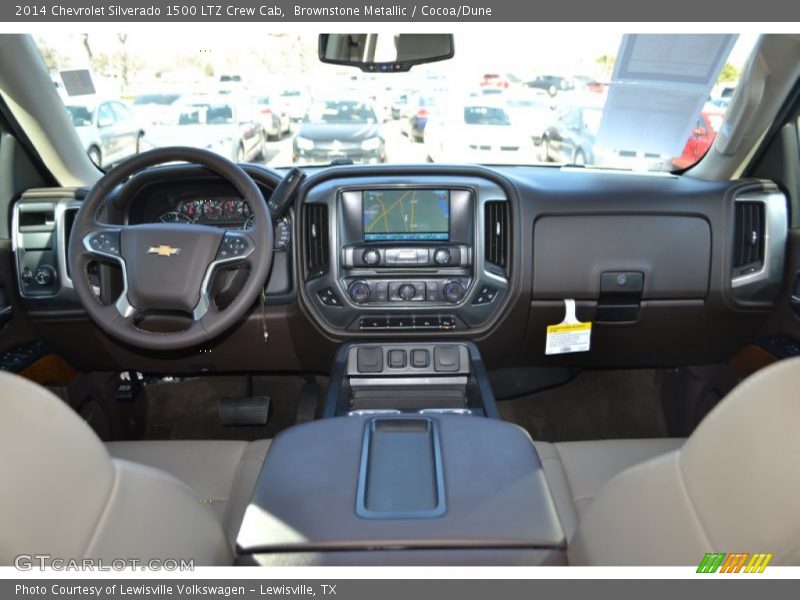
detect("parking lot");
top-left (142, 119), bottom-right (430, 168)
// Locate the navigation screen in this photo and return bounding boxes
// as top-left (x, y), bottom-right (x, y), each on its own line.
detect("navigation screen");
top-left (362, 189), bottom-right (449, 241)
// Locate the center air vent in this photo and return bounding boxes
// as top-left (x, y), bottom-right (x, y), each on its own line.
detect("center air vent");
top-left (305, 203), bottom-right (329, 279)
top-left (733, 201), bottom-right (765, 274)
top-left (484, 200), bottom-right (508, 275)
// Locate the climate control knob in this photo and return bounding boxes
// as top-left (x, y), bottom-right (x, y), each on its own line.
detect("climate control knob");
top-left (362, 248), bottom-right (380, 266)
top-left (398, 283), bottom-right (416, 301)
top-left (433, 248), bottom-right (451, 265)
top-left (442, 281), bottom-right (465, 303)
top-left (348, 280), bottom-right (371, 304)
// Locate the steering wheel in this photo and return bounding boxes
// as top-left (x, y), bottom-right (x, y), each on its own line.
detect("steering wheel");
top-left (68, 147), bottom-right (274, 351)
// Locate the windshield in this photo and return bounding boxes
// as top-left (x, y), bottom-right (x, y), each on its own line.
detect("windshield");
top-left (35, 32), bottom-right (756, 171)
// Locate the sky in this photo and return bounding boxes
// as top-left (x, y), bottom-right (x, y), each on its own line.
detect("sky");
top-left (38, 30), bottom-right (759, 93)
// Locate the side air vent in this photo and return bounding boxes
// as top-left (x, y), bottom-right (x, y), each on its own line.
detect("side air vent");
top-left (730, 189), bottom-right (788, 305)
top-left (733, 201), bottom-right (765, 273)
top-left (484, 200), bottom-right (508, 274)
top-left (305, 203), bottom-right (329, 279)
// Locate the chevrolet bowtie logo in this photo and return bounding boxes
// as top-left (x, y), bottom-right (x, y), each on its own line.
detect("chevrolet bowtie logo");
top-left (147, 245), bottom-right (181, 257)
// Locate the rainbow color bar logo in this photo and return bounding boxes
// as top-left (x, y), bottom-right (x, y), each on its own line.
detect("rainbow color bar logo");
top-left (697, 553), bottom-right (773, 573)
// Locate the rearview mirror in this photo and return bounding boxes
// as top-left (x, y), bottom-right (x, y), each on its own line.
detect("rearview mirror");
top-left (319, 34), bottom-right (454, 73)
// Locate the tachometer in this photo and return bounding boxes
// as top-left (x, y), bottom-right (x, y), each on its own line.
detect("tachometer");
top-left (158, 211), bottom-right (193, 224)
top-left (180, 200), bottom-right (202, 219)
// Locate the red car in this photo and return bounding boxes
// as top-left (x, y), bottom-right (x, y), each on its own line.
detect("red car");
top-left (672, 111), bottom-right (719, 169)
top-left (479, 72), bottom-right (521, 89)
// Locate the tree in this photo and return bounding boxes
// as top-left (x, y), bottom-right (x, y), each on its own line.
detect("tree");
top-left (36, 40), bottom-right (62, 72)
top-left (596, 54), bottom-right (616, 79)
top-left (718, 62), bottom-right (740, 83)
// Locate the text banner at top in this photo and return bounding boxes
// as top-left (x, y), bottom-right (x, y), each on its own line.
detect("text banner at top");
top-left (4, 0), bottom-right (800, 22)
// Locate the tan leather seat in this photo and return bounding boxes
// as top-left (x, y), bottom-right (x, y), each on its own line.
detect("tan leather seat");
top-left (565, 357), bottom-right (800, 565)
top-left (0, 371), bottom-right (264, 566)
top-left (533, 438), bottom-right (684, 540)
top-left (107, 439), bottom-right (270, 547)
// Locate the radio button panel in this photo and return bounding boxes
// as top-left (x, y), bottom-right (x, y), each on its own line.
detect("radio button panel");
top-left (302, 176), bottom-right (510, 334)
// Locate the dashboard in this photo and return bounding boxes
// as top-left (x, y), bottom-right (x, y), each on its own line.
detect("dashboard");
top-left (9, 162), bottom-right (791, 374)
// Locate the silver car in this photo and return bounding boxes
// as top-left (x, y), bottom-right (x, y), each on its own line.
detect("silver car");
top-left (65, 98), bottom-right (145, 168)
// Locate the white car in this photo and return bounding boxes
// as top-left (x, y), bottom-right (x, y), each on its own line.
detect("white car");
top-left (131, 92), bottom-right (182, 126)
top-left (147, 94), bottom-right (266, 162)
top-left (425, 99), bottom-right (537, 163)
top-left (503, 89), bottom-right (559, 145)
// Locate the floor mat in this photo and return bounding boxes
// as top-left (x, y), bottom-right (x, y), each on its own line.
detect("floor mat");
top-left (497, 369), bottom-right (668, 442)
top-left (142, 375), bottom-right (326, 441)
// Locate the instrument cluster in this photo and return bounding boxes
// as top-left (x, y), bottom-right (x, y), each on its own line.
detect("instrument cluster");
top-left (158, 197), bottom-right (253, 229)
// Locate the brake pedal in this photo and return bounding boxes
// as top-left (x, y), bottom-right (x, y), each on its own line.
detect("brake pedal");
top-left (219, 396), bottom-right (270, 426)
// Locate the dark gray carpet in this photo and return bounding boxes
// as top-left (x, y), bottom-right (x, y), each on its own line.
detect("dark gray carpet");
top-left (497, 369), bottom-right (668, 442)
top-left (142, 375), bottom-right (326, 441)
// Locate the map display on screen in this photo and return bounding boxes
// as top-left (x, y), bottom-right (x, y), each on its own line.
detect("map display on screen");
top-left (362, 189), bottom-right (449, 241)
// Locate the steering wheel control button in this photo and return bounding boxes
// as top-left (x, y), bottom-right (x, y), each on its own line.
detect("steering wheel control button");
top-left (387, 349), bottom-right (407, 369)
top-left (357, 347), bottom-right (383, 373)
top-left (411, 349), bottom-right (430, 368)
top-left (317, 287), bottom-right (342, 307)
top-left (88, 230), bottom-right (120, 256)
top-left (218, 234), bottom-right (251, 259)
top-left (348, 280), bottom-right (371, 304)
top-left (473, 285), bottom-right (499, 305)
top-left (434, 346), bottom-right (461, 372)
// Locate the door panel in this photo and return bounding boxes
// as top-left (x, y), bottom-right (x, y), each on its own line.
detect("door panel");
top-left (0, 238), bottom-right (37, 354)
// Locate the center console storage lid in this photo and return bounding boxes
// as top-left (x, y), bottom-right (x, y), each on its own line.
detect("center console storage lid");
top-left (236, 414), bottom-right (564, 554)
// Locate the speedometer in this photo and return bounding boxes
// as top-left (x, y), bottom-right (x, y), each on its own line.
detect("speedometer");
top-left (158, 211), bottom-right (193, 224)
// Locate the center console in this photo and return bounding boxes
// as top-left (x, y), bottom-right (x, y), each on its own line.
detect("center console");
top-left (301, 175), bottom-right (511, 334)
top-left (322, 340), bottom-right (499, 417)
top-left (234, 340), bottom-right (565, 566)
top-left (236, 412), bottom-right (565, 566)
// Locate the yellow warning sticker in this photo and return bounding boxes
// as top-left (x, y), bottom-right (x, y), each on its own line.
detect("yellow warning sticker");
top-left (547, 323), bottom-right (592, 334)
top-left (545, 300), bottom-right (592, 355)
